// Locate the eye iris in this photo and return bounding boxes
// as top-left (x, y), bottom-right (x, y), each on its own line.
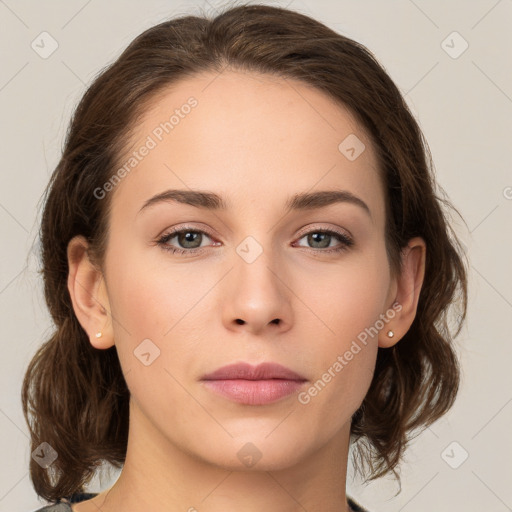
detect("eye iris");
top-left (308, 232), bottom-right (331, 248)
top-left (178, 231), bottom-right (202, 248)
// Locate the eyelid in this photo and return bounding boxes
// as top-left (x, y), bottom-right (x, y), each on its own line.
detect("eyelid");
top-left (156, 222), bottom-right (354, 255)
top-left (158, 223), bottom-right (351, 242)
top-left (157, 224), bottom-right (218, 246)
top-left (292, 225), bottom-right (354, 253)
top-left (295, 223), bottom-right (352, 240)
top-left (157, 223), bottom-right (217, 240)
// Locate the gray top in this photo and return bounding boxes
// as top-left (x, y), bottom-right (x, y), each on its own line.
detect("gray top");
top-left (33, 504), bottom-right (72, 512)
top-left (33, 492), bottom-right (370, 511)
top-left (32, 493), bottom-right (95, 511)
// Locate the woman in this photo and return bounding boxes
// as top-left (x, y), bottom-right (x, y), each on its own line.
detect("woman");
top-left (22, 4), bottom-right (468, 512)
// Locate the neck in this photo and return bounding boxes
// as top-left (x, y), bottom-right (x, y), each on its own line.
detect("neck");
top-left (80, 398), bottom-right (354, 512)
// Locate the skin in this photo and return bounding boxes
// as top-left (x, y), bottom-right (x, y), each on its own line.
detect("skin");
top-left (67, 69), bottom-right (426, 512)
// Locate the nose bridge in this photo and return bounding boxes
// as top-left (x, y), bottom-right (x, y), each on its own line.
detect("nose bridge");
top-left (234, 236), bottom-right (283, 303)
top-left (222, 233), bottom-right (293, 333)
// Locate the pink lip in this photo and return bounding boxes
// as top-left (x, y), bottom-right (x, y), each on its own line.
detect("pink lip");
top-left (201, 362), bottom-right (308, 405)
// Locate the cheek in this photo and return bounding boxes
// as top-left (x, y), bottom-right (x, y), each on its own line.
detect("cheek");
top-left (294, 276), bottom-right (383, 443)
top-left (293, 245), bottom-right (390, 413)
top-left (105, 241), bottom-right (206, 336)
top-left (299, 245), bottom-right (391, 341)
top-left (104, 251), bottom-right (210, 422)
top-left (103, 239), bottom-right (218, 390)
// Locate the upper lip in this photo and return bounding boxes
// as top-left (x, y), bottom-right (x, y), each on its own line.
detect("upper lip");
top-left (201, 362), bottom-right (307, 381)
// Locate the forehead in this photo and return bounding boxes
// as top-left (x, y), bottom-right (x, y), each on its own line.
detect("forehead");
top-left (110, 69), bottom-right (385, 227)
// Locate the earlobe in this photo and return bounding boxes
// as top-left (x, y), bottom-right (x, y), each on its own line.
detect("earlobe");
top-left (67, 235), bottom-right (114, 349)
top-left (379, 237), bottom-right (426, 348)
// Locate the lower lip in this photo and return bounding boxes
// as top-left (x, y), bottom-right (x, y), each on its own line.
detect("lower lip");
top-left (201, 379), bottom-right (307, 405)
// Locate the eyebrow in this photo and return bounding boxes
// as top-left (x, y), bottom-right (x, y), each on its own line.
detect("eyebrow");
top-left (138, 188), bottom-right (372, 219)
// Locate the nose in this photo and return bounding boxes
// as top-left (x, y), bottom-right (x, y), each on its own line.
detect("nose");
top-left (222, 248), bottom-right (293, 335)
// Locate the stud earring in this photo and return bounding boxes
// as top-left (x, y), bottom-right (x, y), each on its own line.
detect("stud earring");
top-left (95, 332), bottom-right (103, 338)
top-left (387, 330), bottom-right (394, 338)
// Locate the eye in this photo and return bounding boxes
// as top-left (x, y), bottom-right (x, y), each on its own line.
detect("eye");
top-left (294, 228), bottom-right (354, 254)
top-left (156, 226), bottom-right (354, 256)
top-left (156, 227), bottom-right (217, 255)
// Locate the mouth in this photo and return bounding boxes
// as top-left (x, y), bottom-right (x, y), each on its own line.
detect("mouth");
top-left (201, 362), bottom-right (307, 405)
top-left (201, 378), bottom-right (307, 405)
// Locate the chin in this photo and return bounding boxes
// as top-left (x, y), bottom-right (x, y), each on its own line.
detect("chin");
top-left (193, 435), bottom-right (309, 472)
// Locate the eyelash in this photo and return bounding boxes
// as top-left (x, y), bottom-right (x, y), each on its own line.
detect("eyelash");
top-left (156, 225), bottom-right (354, 256)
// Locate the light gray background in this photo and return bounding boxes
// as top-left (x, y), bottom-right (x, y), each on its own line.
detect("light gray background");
top-left (1, 1), bottom-right (511, 511)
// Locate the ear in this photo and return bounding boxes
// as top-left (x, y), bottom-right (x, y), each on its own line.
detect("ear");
top-left (67, 235), bottom-right (114, 349)
top-left (379, 236), bottom-right (426, 348)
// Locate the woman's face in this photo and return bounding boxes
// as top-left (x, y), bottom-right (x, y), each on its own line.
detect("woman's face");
top-left (96, 70), bottom-right (398, 470)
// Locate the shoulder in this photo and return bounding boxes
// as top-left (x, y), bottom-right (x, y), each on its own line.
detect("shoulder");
top-left (31, 493), bottom-right (98, 512)
top-left (348, 495), bottom-right (371, 512)
top-left (31, 504), bottom-right (71, 512)
top-left (32, 493), bottom-right (368, 512)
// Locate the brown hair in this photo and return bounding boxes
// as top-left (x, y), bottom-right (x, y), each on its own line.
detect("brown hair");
top-left (22, 2), bottom-right (468, 503)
